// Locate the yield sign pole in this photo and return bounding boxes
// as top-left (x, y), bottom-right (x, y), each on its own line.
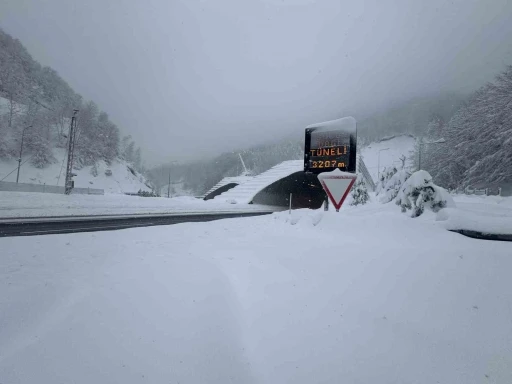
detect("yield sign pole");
top-left (317, 169), bottom-right (357, 212)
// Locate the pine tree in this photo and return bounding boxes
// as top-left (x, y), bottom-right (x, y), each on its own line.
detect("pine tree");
top-left (428, 65), bottom-right (512, 188)
top-left (376, 166), bottom-right (398, 195)
top-left (350, 176), bottom-right (370, 206)
top-left (134, 147), bottom-right (142, 171)
top-left (0, 27), bottom-right (137, 171)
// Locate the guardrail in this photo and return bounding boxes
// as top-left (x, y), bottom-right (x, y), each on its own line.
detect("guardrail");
top-left (71, 187), bottom-right (104, 195)
top-left (0, 181), bottom-right (104, 195)
top-left (356, 156), bottom-right (376, 191)
top-left (453, 186), bottom-right (502, 196)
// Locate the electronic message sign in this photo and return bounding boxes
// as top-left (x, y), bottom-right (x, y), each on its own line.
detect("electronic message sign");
top-left (304, 117), bottom-right (357, 174)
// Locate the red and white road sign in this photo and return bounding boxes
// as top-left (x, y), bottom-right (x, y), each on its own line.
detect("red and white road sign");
top-left (317, 169), bottom-right (357, 212)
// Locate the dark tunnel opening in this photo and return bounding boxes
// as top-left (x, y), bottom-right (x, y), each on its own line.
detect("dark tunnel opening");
top-left (251, 171), bottom-right (327, 209)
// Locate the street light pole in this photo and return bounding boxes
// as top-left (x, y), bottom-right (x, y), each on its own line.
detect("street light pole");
top-left (16, 125), bottom-right (32, 184)
top-left (378, 148), bottom-right (390, 180)
top-left (167, 169), bottom-right (171, 198)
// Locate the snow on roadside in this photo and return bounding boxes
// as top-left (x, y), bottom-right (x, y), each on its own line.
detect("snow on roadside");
top-left (0, 191), bottom-right (279, 218)
top-left (1, 205), bottom-right (511, 384)
top-left (437, 195), bottom-right (512, 234)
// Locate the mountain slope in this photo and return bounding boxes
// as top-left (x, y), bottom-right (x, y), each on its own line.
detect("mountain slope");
top-left (0, 148), bottom-right (150, 194)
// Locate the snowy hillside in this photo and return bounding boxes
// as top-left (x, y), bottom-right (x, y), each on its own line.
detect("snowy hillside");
top-left (0, 148), bottom-right (151, 194)
top-left (360, 134), bottom-right (416, 182)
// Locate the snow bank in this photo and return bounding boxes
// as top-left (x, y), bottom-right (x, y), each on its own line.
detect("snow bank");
top-left (437, 207), bottom-right (512, 234)
top-left (273, 208), bottom-right (324, 226)
top-left (437, 194), bottom-right (512, 235)
top-left (1, 203), bottom-right (511, 383)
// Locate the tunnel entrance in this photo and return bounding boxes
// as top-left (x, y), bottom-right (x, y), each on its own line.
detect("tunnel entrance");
top-left (251, 171), bottom-right (326, 209)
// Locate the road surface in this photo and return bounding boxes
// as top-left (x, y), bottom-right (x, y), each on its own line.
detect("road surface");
top-left (0, 211), bottom-right (273, 237)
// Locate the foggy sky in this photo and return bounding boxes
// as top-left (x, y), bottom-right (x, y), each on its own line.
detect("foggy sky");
top-left (1, 0), bottom-right (512, 165)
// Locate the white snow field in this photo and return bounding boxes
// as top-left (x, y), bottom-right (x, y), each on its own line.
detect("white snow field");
top-left (1, 201), bottom-right (512, 384)
top-left (439, 194), bottom-right (512, 234)
top-left (0, 192), bottom-right (279, 218)
top-left (0, 148), bottom-right (151, 194)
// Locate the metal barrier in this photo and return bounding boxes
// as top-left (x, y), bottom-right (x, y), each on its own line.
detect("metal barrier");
top-left (71, 187), bottom-right (104, 195)
top-left (453, 186), bottom-right (502, 196)
top-left (0, 181), bottom-right (104, 195)
top-left (356, 156), bottom-right (376, 191)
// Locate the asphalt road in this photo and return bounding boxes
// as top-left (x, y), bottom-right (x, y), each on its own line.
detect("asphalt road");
top-left (0, 212), bottom-right (273, 237)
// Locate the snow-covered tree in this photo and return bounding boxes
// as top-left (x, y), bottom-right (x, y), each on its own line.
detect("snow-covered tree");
top-left (376, 166), bottom-right (398, 195)
top-left (427, 65), bottom-right (512, 189)
top-left (378, 169), bottom-right (411, 203)
top-left (90, 162), bottom-right (99, 177)
top-left (125, 141), bottom-right (135, 163)
top-left (134, 147), bottom-right (142, 171)
top-left (0, 27), bottom-right (144, 170)
top-left (26, 123), bottom-right (55, 168)
top-left (350, 176), bottom-right (370, 206)
top-left (395, 170), bottom-right (454, 217)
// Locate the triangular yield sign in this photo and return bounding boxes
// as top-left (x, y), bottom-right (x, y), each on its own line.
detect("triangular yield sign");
top-left (317, 169), bottom-right (357, 211)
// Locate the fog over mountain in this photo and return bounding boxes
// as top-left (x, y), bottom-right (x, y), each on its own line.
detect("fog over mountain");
top-left (1, 0), bottom-right (512, 164)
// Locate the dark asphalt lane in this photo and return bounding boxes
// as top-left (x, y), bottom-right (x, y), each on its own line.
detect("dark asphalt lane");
top-left (0, 212), bottom-right (273, 237)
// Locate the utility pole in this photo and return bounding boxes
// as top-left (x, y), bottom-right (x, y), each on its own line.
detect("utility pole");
top-left (16, 125), bottom-right (32, 183)
top-left (167, 169), bottom-right (171, 198)
top-left (64, 110), bottom-right (79, 194)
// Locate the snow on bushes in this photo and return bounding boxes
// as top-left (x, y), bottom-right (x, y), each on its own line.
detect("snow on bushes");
top-left (350, 176), bottom-right (370, 206)
top-left (395, 170), bottom-right (455, 217)
top-left (375, 166), bottom-right (398, 195)
top-left (378, 169), bottom-right (411, 203)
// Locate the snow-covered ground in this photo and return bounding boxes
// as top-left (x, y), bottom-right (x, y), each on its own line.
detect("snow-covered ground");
top-left (0, 192), bottom-right (279, 218)
top-left (361, 134), bottom-right (416, 181)
top-left (0, 148), bottom-right (151, 194)
top-left (441, 194), bottom-right (512, 234)
top-left (1, 200), bottom-right (511, 384)
top-left (2, 190), bottom-right (511, 237)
